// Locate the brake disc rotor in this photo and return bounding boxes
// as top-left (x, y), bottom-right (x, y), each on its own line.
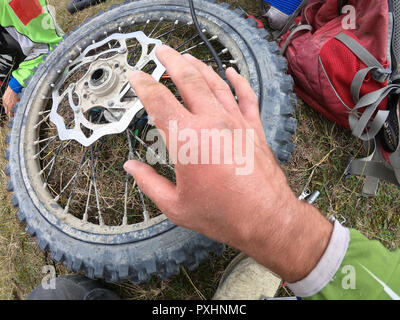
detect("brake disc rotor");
top-left (50, 31), bottom-right (165, 147)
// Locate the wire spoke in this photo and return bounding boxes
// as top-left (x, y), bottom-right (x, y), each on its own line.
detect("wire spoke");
top-left (130, 129), bottom-right (174, 171)
top-left (154, 21), bottom-right (190, 40)
top-left (90, 141), bottom-right (104, 226)
top-left (133, 151), bottom-right (150, 222)
top-left (148, 17), bottom-right (164, 37)
top-left (174, 30), bottom-right (203, 51)
top-left (83, 180), bottom-right (93, 223)
top-left (179, 35), bottom-right (218, 54)
top-left (54, 157), bottom-right (90, 202)
top-left (123, 130), bottom-right (135, 225)
top-left (62, 148), bottom-right (90, 211)
top-left (44, 140), bottom-right (73, 183)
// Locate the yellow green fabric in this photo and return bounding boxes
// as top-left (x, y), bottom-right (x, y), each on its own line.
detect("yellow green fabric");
top-left (309, 229), bottom-right (400, 300)
top-left (0, 0), bottom-right (63, 86)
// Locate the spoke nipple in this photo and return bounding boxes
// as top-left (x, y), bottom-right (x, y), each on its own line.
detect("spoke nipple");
top-left (230, 59), bottom-right (237, 64)
top-left (68, 60), bottom-right (73, 64)
top-left (57, 69), bottom-right (62, 74)
top-left (50, 83), bottom-right (55, 88)
top-left (118, 27), bottom-right (122, 32)
top-left (160, 17), bottom-right (164, 21)
top-left (43, 182), bottom-right (47, 189)
top-left (201, 28), bottom-right (206, 33)
top-left (174, 20), bottom-right (179, 25)
top-left (146, 19), bottom-right (150, 24)
top-left (211, 35), bottom-right (218, 40)
top-left (221, 48), bottom-right (228, 54)
top-left (92, 40), bottom-right (96, 44)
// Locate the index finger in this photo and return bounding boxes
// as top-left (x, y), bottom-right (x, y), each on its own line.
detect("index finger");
top-left (129, 70), bottom-right (191, 131)
top-left (155, 45), bottom-right (221, 115)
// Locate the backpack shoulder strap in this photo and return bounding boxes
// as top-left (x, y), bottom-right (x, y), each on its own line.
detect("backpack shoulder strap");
top-left (346, 139), bottom-right (399, 196)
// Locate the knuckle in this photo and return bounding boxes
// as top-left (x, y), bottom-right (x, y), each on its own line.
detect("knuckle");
top-left (138, 82), bottom-right (163, 100)
top-left (243, 92), bottom-right (258, 106)
top-left (213, 83), bottom-right (231, 94)
top-left (179, 68), bottom-right (202, 84)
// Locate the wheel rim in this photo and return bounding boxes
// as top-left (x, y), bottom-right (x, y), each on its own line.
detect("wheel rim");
top-left (21, 9), bottom-right (255, 240)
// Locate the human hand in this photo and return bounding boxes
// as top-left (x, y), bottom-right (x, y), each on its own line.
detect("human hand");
top-left (2, 86), bottom-right (19, 117)
top-left (125, 45), bottom-right (333, 282)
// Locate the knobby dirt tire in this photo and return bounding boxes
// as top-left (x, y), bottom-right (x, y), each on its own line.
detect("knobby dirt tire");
top-left (5, 0), bottom-right (297, 283)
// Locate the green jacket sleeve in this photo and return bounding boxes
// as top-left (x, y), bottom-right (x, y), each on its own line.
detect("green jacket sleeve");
top-left (309, 228), bottom-right (400, 300)
top-left (0, 0), bottom-right (63, 86)
top-left (287, 220), bottom-right (400, 300)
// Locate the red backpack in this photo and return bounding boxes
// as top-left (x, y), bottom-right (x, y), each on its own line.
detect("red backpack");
top-left (279, 0), bottom-right (400, 196)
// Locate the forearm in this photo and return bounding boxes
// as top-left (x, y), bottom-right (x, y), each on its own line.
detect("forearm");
top-left (242, 192), bottom-right (334, 283)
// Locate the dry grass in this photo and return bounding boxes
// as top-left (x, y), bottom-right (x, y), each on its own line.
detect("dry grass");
top-left (0, 0), bottom-right (399, 300)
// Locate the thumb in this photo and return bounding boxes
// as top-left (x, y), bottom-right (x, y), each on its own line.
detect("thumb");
top-left (124, 160), bottom-right (177, 213)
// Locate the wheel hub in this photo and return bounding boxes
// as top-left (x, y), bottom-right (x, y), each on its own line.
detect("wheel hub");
top-left (50, 31), bottom-right (166, 147)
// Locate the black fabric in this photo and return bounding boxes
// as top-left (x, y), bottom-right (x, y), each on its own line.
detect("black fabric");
top-left (0, 26), bottom-right (7, 46)
top-left (338, 0), bottom-right (349, 15)
top-left (26, 275), bottom-right (120, 300)
top-left (0, 26), bottom-right (25, 96)
top-left (379, 95), bottom-right (399, 152)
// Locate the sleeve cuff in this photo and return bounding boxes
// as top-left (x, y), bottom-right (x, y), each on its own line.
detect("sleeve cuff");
top-left (8, 77), bottom-right (24, 94)
top-left (286, 218), bottom-right (350, 297)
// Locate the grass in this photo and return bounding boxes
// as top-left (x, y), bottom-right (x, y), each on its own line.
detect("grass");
top-left (0, 0), bottom-right (399, 300)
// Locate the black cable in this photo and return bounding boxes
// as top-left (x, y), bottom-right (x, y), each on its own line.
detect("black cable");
top-left (188, 0), bottom-right (227, 81)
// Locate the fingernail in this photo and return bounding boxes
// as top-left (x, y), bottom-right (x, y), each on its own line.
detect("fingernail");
top-left (226, 67), bottom-right (238, 75)
top-left (124, 160), bottom-right (142, 172)
top-left (123, 160), bottom-right (133, 172)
